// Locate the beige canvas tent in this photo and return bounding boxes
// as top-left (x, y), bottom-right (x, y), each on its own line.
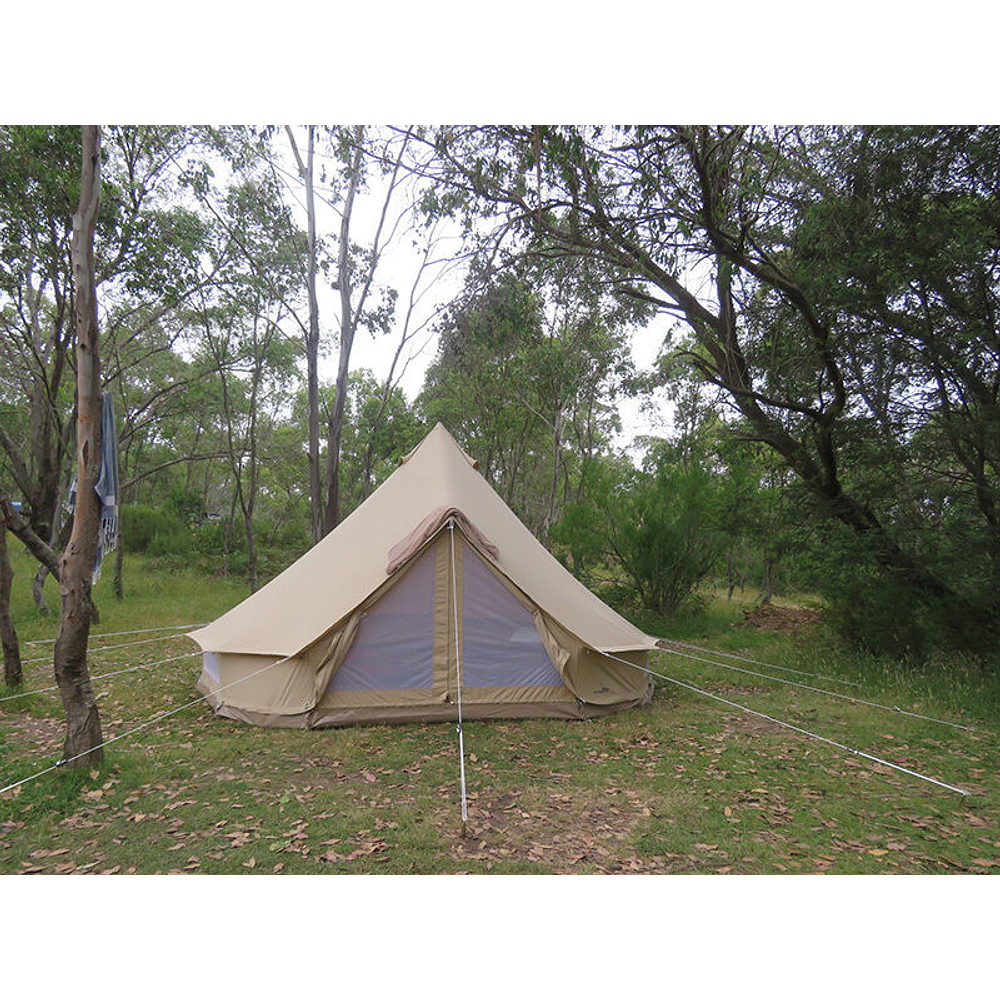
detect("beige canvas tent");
top-left (189, 423), bottom-right (656, 728)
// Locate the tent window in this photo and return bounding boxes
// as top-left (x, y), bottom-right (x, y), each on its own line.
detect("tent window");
top-left (203, 651), bottom-right (220, 683)
top-left (327, 544), bottom-right (436, 692)
top-left (462, 547), bottom-right (562, 688)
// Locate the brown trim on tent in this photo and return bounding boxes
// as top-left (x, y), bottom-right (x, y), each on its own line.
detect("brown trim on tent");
top-left (386, 506), bottom-right (498, 576)
top-left (197, 518), bottom-right (652, 727)
top-left (199, 677), bottom-right (650, 729)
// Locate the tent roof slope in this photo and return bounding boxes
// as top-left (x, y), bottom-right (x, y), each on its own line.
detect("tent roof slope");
top-left (189, 423), bottom-right (656, 657)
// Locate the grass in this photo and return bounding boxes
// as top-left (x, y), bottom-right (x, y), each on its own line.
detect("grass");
top-left (2, 550), bottom-right (998, 874)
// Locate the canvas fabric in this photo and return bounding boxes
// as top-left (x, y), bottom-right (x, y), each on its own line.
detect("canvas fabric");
top-left (189, 424), bottom-right (656, 657)
top-left (195, 529), bottom-right (651, 726)
top-left (191, 423), bottom-right (655, 727)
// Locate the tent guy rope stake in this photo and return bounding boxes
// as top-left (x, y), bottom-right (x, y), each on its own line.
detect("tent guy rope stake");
top-left (448, 520), bottom-right (469, 837)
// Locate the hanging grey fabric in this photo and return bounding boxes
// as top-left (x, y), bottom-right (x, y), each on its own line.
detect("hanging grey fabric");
top-left (93, 390), bottom-right (120, 581)
top-left (68, 391), bottom-right (120, 583)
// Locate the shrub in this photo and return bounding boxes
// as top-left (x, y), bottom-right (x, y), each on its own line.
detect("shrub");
top-left (554, 450), bottom-right (726, 616)
top-left (121, 505), bottom-right (188, 554)
top-left (804, 522), bottom-right (996, 660)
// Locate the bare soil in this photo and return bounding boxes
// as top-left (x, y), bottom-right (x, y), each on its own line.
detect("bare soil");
top-left (734, 604), bottom-right (822, 635)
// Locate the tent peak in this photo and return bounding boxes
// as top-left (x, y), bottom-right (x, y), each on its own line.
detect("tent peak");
top-left (399, 422), bottom-right (479, 470)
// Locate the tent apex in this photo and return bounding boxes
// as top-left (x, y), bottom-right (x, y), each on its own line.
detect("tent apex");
top-left (400, 422), bottom-right (479, 470)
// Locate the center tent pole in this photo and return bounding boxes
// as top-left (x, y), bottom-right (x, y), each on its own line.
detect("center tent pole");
top-left (447, 519), bottom-right (469, 836)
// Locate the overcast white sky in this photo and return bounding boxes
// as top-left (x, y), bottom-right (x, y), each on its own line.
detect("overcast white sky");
top-left (276, 127), bottom-right (676, 453)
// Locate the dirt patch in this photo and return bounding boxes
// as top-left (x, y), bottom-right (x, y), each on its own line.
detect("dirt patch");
top-left (1, 715), bottom-right (63, 754)
top-left (734, 604), bottom-right (821, 635)
top-left (721, 710), bottom-right (790, 739)
top-left (444, 785), bottom-right (676, 873)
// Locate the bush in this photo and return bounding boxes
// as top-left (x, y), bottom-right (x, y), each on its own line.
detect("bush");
top-left (146, 529), bottom-right (195, 559)
top-left (122, 505), bottom-right (189, 554)
top-left (194, 521), bottom-right (231, 556)
top-left (804, 522), bottom-right (996, 660)
top-left (554, 450), bottom-right (726, 616)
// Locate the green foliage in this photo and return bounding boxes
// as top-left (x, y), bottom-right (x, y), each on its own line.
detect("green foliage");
top-left (193, 521), bottom-right (228, 557)
top-left (418, 266), bottom-right (638, 534)
top-left (121, 505), bottom-right (190, 554)
top-left (335, 369), bottom-right (427, 518)
top-left (165, 486), bottom-right (204, 525)
top-left (419, 271), bottom-right (548, 496)
top-left (613, 450), bottom-right (727, 615)
top-left (146, 529), bottom-right (195, 559)
top-left (556, 446), bottom-right (727, 616)
top-left (803, 520), bottom-right (996, 660)
top-left (420, 125), bottom-right (1000, 655)
top-left (550, 477), bottom-right (606, 577)
top-left (5, 124), bottom-right (997, 665)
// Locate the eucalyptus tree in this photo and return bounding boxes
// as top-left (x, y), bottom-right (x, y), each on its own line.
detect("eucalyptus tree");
top-left (284, 125), bottom-right (324, 543)
top-left (419, 265), bottom-right (638, 537)
top-left (0, 125), bottom-right (212, 608)
top-left (198, 298), bottom-right (297, 592)
top-left (419, 271), bottom-right (550, 519)
top-left (790, 127), bottom-right (1000, 626)
top-left (0, 521), bottom-right (20, 686)
top-left (54, 125), bottom-right (104, 765)
top-left (521, 252), bottom-right (644, 543)
top-left (355, 218), bottom-right (455, 504)
top-left (193, 175), bottom-right (303, 592)
top-left (414, 125), bottom-right (999, 649)
top-left (280, 126), bottom-right (433, 535)
top-left (332, 368), bottom-right (424, 519)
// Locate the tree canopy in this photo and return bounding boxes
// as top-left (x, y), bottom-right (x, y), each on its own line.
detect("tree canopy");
top-left (1, 124), bottom-right (997, 663)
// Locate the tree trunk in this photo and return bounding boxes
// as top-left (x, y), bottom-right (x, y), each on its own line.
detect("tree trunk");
top-left (244, 509), bottom-right (258, 593)
top-left (0, 523), bottom-right (22, 687)
top-left (33, 563), bottom-right (51, 615)
top-left (760, 556), bottom-right (774, 607)
top-left (542, 408), bottom-right (563, 549)
top-left (53, 125), bottom-right (104, 768)
top-left (285, 125), bottom-right (324, 545)
top-left (1, 500), bottom-right (61, 583)
top-left (113, 539), bottom-right (124, 600)
top-left (322, 137), bottom-right (364, 535)
top-left (303, 127), bottom-right (323, 545)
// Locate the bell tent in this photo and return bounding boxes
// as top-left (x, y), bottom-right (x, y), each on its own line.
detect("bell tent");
top-left (189, 423), bottom-right (656, 728)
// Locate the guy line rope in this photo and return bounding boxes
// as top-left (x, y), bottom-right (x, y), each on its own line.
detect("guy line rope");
top-left (602, 651), bottom-right (969, 796)
top-left (22, 624), bottom-right (208, 645)
top-left (0, 651), bottom-right (200, 704)
top-left (656, 642), bottom-right (975, 732)
top-left (19, 631), bottom-right (197, 666)
top-left (0, 651), bottom-right (295, 797)
top-left (0, 612), bottom-right (972, 800)
top-left (661, 639), bottom-right (863, 688)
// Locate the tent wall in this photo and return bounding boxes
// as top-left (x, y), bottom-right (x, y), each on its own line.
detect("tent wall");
top-left (197, 526), bottom-right (651, 728)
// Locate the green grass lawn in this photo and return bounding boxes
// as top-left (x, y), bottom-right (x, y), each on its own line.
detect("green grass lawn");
top-left (2, 550), bottom-right (998, 874)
